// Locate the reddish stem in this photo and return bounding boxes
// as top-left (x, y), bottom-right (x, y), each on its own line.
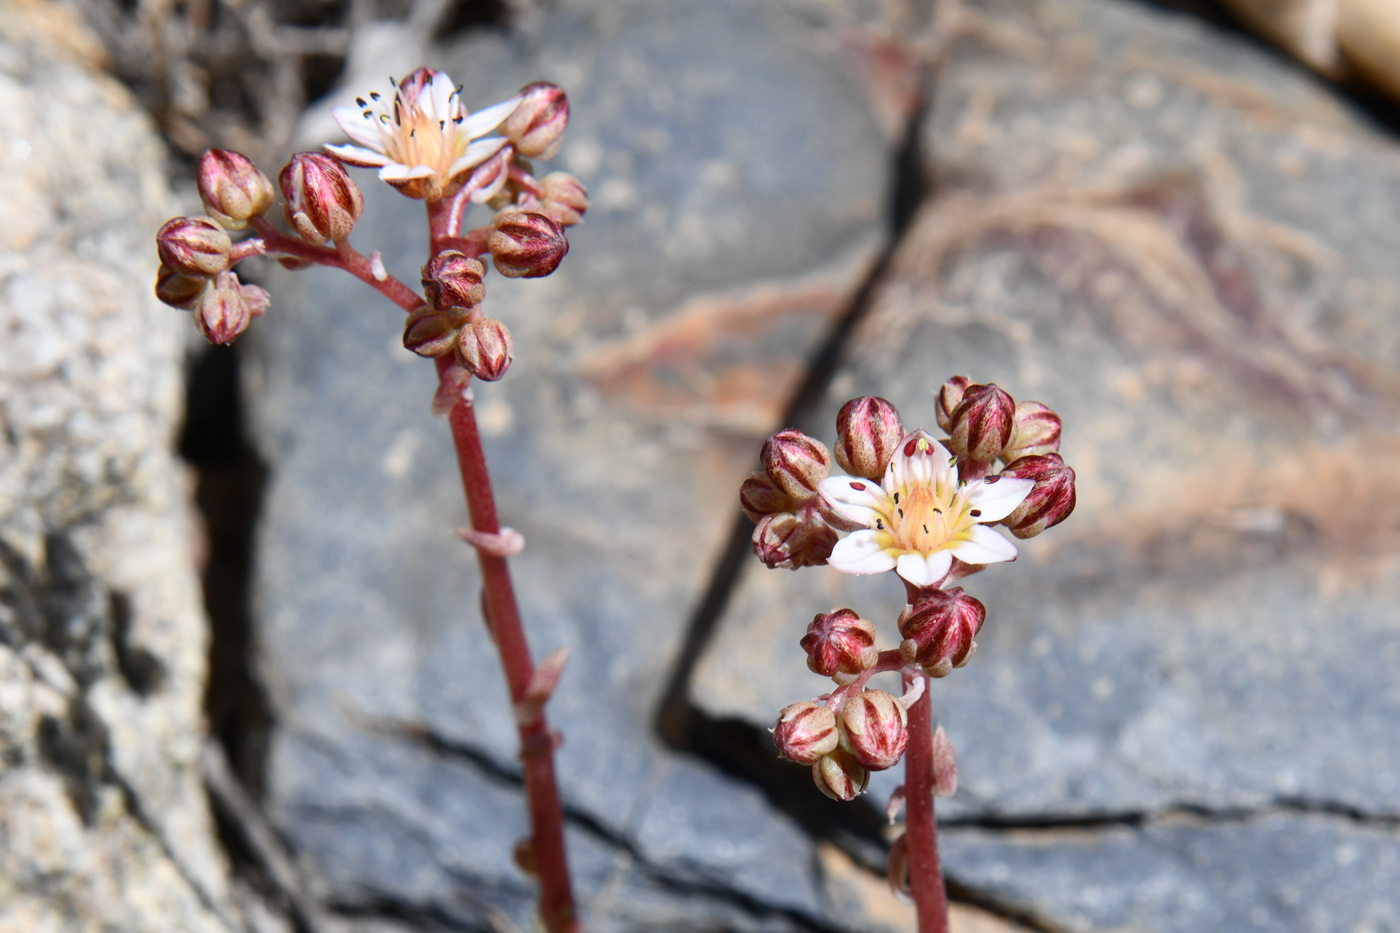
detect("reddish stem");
top-left (905, 678), bottom-right (950, 933)
top-left (431, 295), bottom-right (579, 927)
top-left (248, 217), bottom-right (422, 312)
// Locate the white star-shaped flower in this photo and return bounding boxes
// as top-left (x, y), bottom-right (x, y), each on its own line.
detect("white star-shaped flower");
top-left (817, 430), bottom-right (1034, 588)
top-left (326, 68), bottom-right (520, 202)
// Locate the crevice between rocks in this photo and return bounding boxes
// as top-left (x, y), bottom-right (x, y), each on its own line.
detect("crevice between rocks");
top-left (940, 799), bottom-right (1400, 833)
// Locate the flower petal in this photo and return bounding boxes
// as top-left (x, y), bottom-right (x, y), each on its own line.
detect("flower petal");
top-left (379, 163), bottom-right (437, 181)
top-left (948, 525), bottom-right (1019, 565)
top-left (324, 143), bottom-right (391, 167)
top-left (895, 550), bottom-right (954, 588)
top-left (449, 137), bottom-right (509, 178)
top-left (332, 107), bottom-right (390, 151)
top-left (818, 475), bottom-right (889, 528)
top-left (966, 476), bottom-right (1034, 523)
top-left (461, 96), bottom-right (523, 139)
top-left (828, 531), bottom-right (898, 575)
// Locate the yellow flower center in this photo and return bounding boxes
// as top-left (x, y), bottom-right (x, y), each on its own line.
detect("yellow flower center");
top-left (875, 472), bottom-right (977, 556)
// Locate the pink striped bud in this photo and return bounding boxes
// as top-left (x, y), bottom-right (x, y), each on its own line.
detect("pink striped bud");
top-left (839, 689), bottom-right (909, 771)
top-left (948, 382), bottom-right (1016, 463)
top-left (197, 148), bottom-right (275, 230)
top-left (751, 504), bottom-right (836, 570)
top-left (834, 396), bottom-right (904, 480)
top-left (739, 471), bottom-right (794, 523)
top-left (279, 152), bottom-right (363, 244)
top-left (935, 375), bottom-right (973, 432)
top-left (1002, 400), bottom-right (1062, 462)
top-left (488, 211), bottom-right (568, 278)
top-left (800, 608), bottom-right (877, 678)
top-left (999, 453), bottom-right (1076, 538)
top-left (456, 316), bottom-right (514, 382)
top-left (539, 172), bottom-right (588, 226)
top-left (422, 251), bottom-right (486, 309)
top-left (761, 429), bottom-right (831, 499)
top-left (812, 747), bottom-right (869, 802)
top-left (897, 587), bottom-right (986, 678)
top-left (155, 263), bottom-right (209, 310)
top-left (156, 216), bottom-right (232, 277)
top-left (772, 701), bottom-right (839, 765)
top-left (194, 271), bottom-right (253, 345)
top-left (502, 82), bottom-right (569, 160)
top-left (403, 305), bottom-right (464, 358)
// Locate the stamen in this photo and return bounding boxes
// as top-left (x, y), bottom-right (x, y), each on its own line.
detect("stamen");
top-left (893, 492), bottom-right (900, 504)
top-left (356, 97), bottom-right (367, 107)
top-left (439, 120), bottom-right (445, 129)
top-left (370, 91), bottom-right (381, 100)
top-left (898, 508), bottom-right (904, 518)
top-left (985, 476), bottom-right (1000, 484)
top-left (970, 509), bottom-right (982, 517)
top-left (923, 524), bottom-right (930, 534)
top-left (876, 519), bottom-right (884, 530)
top-left (848, 481), bottom-right (867, 491)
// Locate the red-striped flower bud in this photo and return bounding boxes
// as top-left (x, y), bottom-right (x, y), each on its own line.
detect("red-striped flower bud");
top-left (834, 396), bottom-right (904, 480)
top-left (751, 504), bottom-right (836, 570)
top-left (761, 429), bottom-right (831, 499)
top-left (197, 148), bottom-right (275, 230)
top-left (539, 172), bottom-right (588, 226)
top-left (501, 82), bottom-right (569, 160)
top-left (800, 608), bottom-right (877, 678)
top-left (739, 471), bottom-right (794, 523)
top-left (403, 305), bottom-right (464, 358)
top-left (812, 747), bottom-right (869, 802)
top-left (156, 216), bottom-right (232, 277)
top-left (772, 701), bottom-right (839, 765)
top-left (194, 271), bottom-right (253, 345)
top-left (948, 382), bottom-right (1016, 463)
top-left (1002, 400), bottom-right (1062, 462)
top-left (839, 689), bottom-right (908, 771)
top-left (487, 211), bottom-right (568, 278)
top-left (998, 453), bottom-right (1076, 538)
top-left (155, 263), bottom-right (209, 310)
top-left (279, 152), bottom-right (363, 244)
top-left (897, 587), bottom-right (986, 678)
top-left (456, 316), bottom-right (515, 381)
top-left (422, 251), bottom-right (486, 309)
top-left (935, 375), bottom-right (973, 432)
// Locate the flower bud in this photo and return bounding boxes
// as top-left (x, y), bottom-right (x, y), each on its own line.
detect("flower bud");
top-left (834, 396), bottom-right (904, 480)
top-left (998, 453), bottom-right (1076, 538)
top-left (812, 748), bottom-right (869, 802)
top-left (155, 263), bottom-right (209, 310)
top-left (772, 701), bottom-right (839, 765)
top-left (897, 587), bottom-right (986, 678)
top-left (1002, 400), bottom-right (1062, 462)
top-left (156, 216), bottom-right (232, 277)
top-left (422, 251), bottom-right (486, 309)
top-left (194, 271), bottom-right (253, 345)
top-left (240, 282), bottom-right (271, 319)
top-left (739, 471), bottom-right (793, 523)
top-left (197, 148), bottom-right (275, 230)
top-left (456, 316), bottom-right (514, 381)
top-left (839, 689), bottom-right (909, 771)
top-left (279, 152), bottom-right (363, 244)
top-left (761, 429), bottom-right (831, 499)
top-left (403, 305), bottom-right (463, 358)
top-left (948, 382), bottom-right (1016, 463)
top-left (800, 609), bottom-right (878, 678)
top-left (539, 172), bottom-right (589, 226)
top-left (935, 376), bottom-right (973, 432)
top-left (501, 82), bottom-right (569, 160)
top-left (488, 211), bottom-right (568, 278)
top-left (751, 504), bottom-right (836, 570)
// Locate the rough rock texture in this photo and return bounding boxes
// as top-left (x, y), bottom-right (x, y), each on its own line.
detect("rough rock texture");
top-left (247, 0), bottom-right (890, 930)
top-left (0, 2), bottom-right (234, 930)
top-left (692, 0), bottom-right (1400, 929)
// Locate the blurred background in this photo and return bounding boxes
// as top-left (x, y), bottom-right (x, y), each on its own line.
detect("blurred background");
top-left (4, 0), bottom-right (1400, 930)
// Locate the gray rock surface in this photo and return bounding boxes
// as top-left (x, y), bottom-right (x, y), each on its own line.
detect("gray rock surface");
top-left (0, 3), bottom-right (234, 930)
top-left (247, 0), bottom-right (889, 929)
top-left (692, 0), bottom-right (1400, 928)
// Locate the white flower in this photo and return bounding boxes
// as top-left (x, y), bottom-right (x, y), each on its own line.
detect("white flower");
top-left (326, 68), bottom-right (521, 202)
top-left (818, 430), bottom-right (1035, 588)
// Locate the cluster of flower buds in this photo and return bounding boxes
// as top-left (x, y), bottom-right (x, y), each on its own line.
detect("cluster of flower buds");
top-left (754, 386), bottom-right (1077, 806)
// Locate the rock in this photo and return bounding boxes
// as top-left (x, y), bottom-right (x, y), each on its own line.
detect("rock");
top-left (246, 0), bottom-right (889, 928)
top-left (691, 0), bottom-right (1400, 927)
top-left (0, 2), bottom-right (234, 930)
